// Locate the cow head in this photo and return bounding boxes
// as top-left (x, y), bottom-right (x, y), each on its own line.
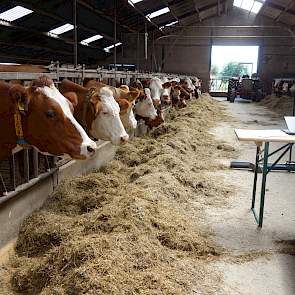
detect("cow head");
top-left (182, 78), bottom-right (195, 92)
top-left (91, 87), bottom-right (129, 145)
top-left (117, 98), bottom-right (137, 131)
top-left (171, 85), bottom-right (182, 106)
top-left (15, 76), bottom-right (97, 159)
top-left (161, 81), bottom-right (172, 104)
top-left (134, 88), bottom-right (157, 120)
top-left (146, 109), bottom-right (164, 128)
top-left (150, 77), bottom-right (171, 106)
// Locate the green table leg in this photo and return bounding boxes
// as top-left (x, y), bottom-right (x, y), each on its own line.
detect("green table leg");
top-left (251, 146), bottom-right (260, 209)
top-left (258, 142), bottom-right (269, 227)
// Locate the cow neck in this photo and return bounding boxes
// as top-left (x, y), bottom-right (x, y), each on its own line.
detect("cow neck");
top-left (82, 88), bottom-right (99, 130)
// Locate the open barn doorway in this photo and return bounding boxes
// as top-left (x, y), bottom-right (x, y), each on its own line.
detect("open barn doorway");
top-left (210, 45), bottom-right (259, 93)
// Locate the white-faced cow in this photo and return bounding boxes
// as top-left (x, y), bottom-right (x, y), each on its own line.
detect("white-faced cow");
top-left (0, 76), bottom-right (97, 160)
top-left (131, 80), bottom-right (157, 120)
top-left (83, 80), bottom-right (140, 132)
top-left (149, 77), bottom-right (172, 106)
top-left (60, 79), bottom-right (129, 145)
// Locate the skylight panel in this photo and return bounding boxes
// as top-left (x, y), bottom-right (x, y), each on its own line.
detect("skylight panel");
top-left (159, 20), bottom-right (178, 30)
top-left (233, 0), bottom-right (243, 7)
top-left (81, 34), bottom-right (103, 45)
top-left (0, 5), bottom-right (33, 22)
top-left (148, 7), bottom-right (170, 19)
top-left (241, 0), bottom-right (254, 11)
top-left (104, 42), bottom-right (122, 53)
top-left (251, 1), bottom-right (263, 14)
top-left (233, 0), bottom-right (264, 14)
top-left (165, 20), bottom-right (178, 27)
top-left (128, 0), bottom-right (143, 7)
top-left (48, 23), bottom-right (74, 36)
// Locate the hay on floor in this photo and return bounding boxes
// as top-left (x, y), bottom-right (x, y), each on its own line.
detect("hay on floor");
top-left (6, 94), bottom-right (236, 295)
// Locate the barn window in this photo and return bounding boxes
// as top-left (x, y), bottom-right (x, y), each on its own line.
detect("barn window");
top-left (0, 5), bottom-right (33, 22)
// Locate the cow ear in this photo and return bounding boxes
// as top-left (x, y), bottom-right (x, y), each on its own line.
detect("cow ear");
top-left (126, 89), bottom-right (140, 102)
top-left (63, 91), bottom-right (78, 108)
top-left (119, 85), bottom-right (129, 92)
top-left (9, 85), bottom-right (30, 110)
top-left (89, 93), bottom-right (102, 115)
top-left (117, 99), bottom-right (130, 114)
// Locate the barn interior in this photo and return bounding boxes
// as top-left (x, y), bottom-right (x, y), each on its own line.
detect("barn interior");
top-left (0, 1), bottom-right (295, 294)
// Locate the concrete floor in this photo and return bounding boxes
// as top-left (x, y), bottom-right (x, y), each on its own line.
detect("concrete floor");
top-left (209, 97), bottom-right (295, 295)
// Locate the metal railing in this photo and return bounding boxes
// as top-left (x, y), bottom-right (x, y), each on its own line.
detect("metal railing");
top-left (209, 77), bottom-right (230, 92)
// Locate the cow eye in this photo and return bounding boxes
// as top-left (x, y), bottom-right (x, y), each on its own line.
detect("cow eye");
top-left (45, 109), bottom-right (56, 118)
top-left (102, 111), bottom-right (109, 115)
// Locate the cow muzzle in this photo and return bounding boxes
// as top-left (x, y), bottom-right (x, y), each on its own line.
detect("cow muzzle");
top-left (120, 135), bottom-right (129, 145)
top-left (80, 141), bottom-right (97, 158)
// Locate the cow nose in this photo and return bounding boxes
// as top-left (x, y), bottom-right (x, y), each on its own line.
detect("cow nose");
top-left (120, 135), bottom-right (129, 144)
top-left (87, 146), bottom-right (95, 153)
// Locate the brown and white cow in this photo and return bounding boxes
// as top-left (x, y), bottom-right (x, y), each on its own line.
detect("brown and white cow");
top-left (149, 77), bottom-right (172, 106)
top-left (84, 80), bottom-right (140, 132)
top-left (131, 80), bottom-right (157, 120)
top-left (60, 79), bottom-right (129, 145)
top-left (0, 76), bottom-right (97, 160)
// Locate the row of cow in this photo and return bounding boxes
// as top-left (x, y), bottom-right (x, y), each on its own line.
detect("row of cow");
top-left (0, 75), bottom-right (201, 162)
top-left (273, 79), bottom-right (295, 96)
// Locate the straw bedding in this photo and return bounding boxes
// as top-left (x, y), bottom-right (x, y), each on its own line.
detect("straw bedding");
top-left (5, 94), bottom-right (236, 294)
top-left (258, 95), bottom-right (293, 115)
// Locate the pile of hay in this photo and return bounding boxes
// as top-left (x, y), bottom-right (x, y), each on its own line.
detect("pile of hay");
top-left (258, 95), bottom-right (293, 115)
top-left (5, 94), bottom-right (235, 295)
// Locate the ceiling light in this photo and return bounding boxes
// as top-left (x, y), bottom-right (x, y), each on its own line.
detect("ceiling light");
top-left (0, 5), bottom-right (33, 22)
top-left (251, 2), bottom-right (263, 14)
top-left (148, 7), bottom-right (170, 19)
top-left (48, 23), bottom-right (74, 37)
top-left (104, 42), bottom-right (122, 52)
top-left (81, 34), bottom-right (103, 45)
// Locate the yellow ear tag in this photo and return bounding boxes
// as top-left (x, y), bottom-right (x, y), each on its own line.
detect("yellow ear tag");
top-left (14, 113), bottom-right (24, 138)
top-left (17, 101), bottom-right (25, 112)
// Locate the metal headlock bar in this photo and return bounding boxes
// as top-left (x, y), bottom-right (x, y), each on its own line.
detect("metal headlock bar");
top-left (0, 62), bottom-right (196, 81)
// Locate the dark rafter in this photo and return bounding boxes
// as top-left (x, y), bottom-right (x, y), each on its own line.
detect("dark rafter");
top-left (13, 0), bottom-right (115, 42)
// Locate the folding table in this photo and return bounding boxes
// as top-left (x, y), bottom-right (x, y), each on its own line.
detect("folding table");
top-left (235, 129), bottom-right (295, 227)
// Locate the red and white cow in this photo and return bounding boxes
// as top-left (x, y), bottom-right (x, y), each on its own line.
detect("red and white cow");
top-left (0, 76), bottom-right (97, 160)
top-left (131, 80), bottom-right (157, 120)
top-left (84, 80), bottom-right (140, 132)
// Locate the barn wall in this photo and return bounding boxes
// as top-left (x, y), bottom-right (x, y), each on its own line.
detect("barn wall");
top-left (107, 7), bottom-right (294, 93)
top-left (155, 8), bottom-right (295, 92)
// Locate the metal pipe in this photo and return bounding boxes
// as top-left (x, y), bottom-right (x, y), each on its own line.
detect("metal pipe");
top-left (164, 25), bottom-right (288, 28)
top-left (0, 168), bottom-right (58, 207)
top-left (73, 0), bottom-right (78, 67)
top-left (156, 35), bottom-right (294, 41)
top-left (144, 23), bottom-right (148, 60)
top-left (114, 0), bottom-right (117, 81)
top-left (33, 149), bottom-right (38, 178)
